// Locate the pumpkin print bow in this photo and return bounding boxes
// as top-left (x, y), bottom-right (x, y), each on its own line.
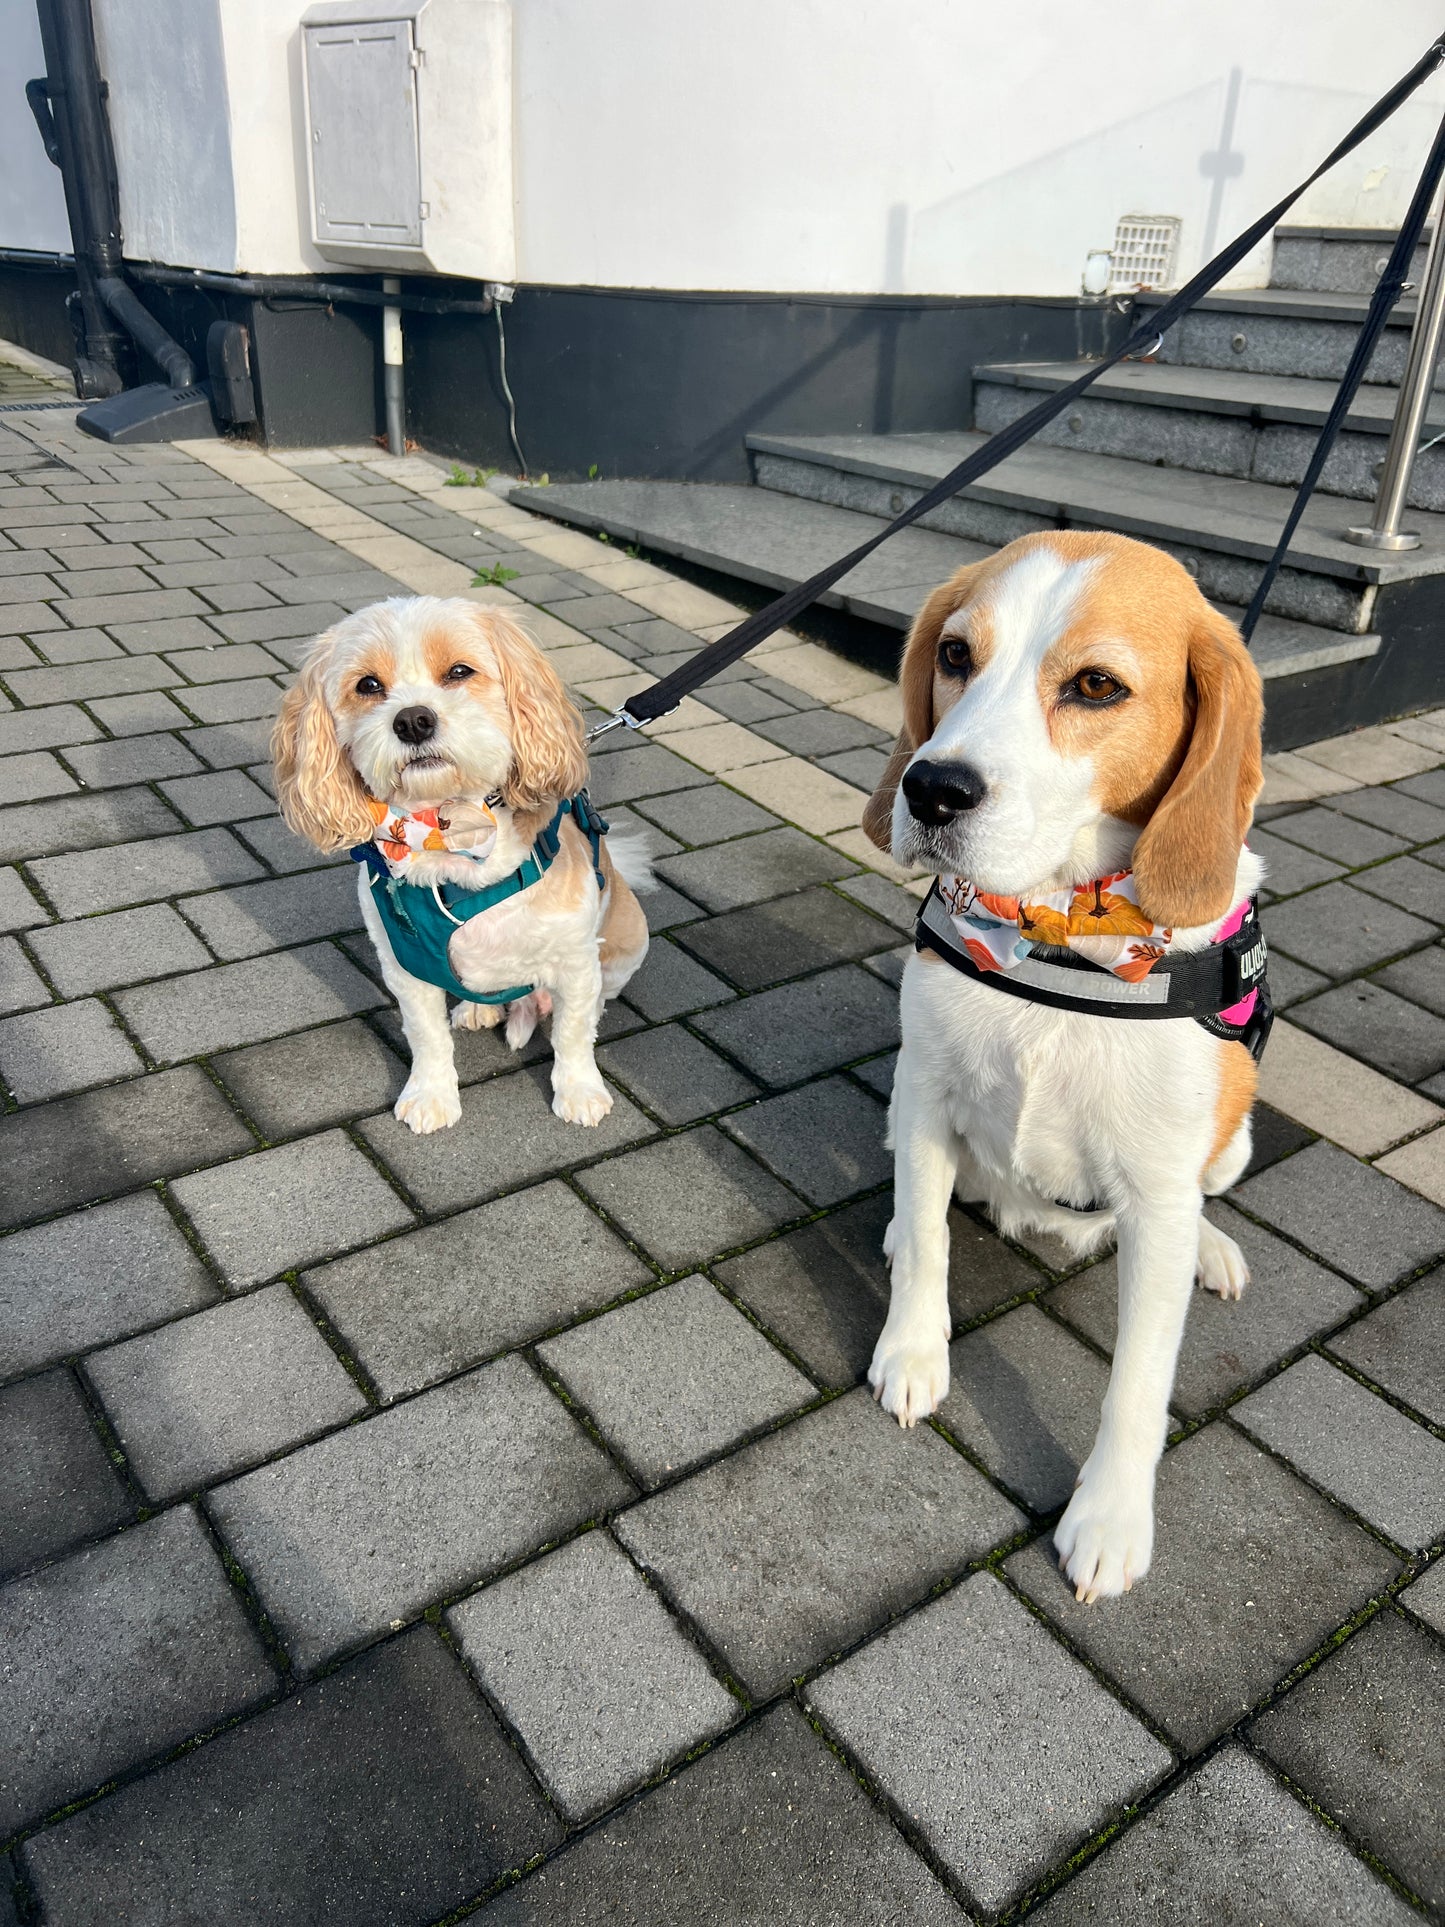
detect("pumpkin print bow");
top-left (937, 869), bottom-right (1173, 983)
top-left (364, 794), bottom-right (499, 881)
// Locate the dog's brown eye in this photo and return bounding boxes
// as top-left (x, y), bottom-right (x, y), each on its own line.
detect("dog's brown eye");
top-left (355, 674), bottom-right (385, 697)
top-left (939, 636), bottom-right (971, 677)
top-left (444, 663), bottom-right (475, 682)
top-left (1071, 669), bottom-right (1126, 705)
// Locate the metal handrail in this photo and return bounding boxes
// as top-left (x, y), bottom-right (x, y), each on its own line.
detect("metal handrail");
top-left (1346, 193), bottom-right (1445, 550)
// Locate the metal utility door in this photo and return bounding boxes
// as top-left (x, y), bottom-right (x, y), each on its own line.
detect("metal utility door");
top-left (306, 16), bottom-right (423, 247)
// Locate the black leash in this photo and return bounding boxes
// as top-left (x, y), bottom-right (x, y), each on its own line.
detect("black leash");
top-left (589, 33), bottom-right (1445, 736)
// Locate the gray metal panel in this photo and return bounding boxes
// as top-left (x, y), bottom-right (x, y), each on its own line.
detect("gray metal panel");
top-left (305, 16), bottom-right (422, 247)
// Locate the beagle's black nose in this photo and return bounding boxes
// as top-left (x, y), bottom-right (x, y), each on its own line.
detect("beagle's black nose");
top-left (902, 758), bottom-right (988, 825)
top-left (393, 705), bottom-right (438, 746)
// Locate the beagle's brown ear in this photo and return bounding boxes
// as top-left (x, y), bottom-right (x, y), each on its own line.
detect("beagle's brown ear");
top-left (271, 637), bottom-right (374, 853)
top-left (862, 570), bottom-right (975, 852)
top-left (1131, 602), bottom-right (1263, 929)
top-left (483, 609), bottom-right (589, 812)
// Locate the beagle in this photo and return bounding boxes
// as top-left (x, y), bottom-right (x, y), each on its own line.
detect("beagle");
top-left (862, 530), bottom-right (1266, 1603)
top-left (273, 596), bottom-right (651, 1133)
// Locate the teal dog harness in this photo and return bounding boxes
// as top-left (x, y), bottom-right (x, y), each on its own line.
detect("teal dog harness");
top-left (351, 791), bottom-right (609, 1004)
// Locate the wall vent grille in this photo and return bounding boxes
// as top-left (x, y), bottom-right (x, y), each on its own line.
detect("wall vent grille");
top-left (1108, 215), bottom-right (1181, 293)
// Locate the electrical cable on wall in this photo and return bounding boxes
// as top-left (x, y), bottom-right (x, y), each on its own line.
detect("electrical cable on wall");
top-left (495, 302), bottom-right (528, 478)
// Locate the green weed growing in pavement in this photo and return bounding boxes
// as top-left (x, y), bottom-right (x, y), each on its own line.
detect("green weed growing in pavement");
top-left (445, 463), bottom-right (498, 486)
top-left (472, 563), bottom-right (520, 587)
top-left (588, 463), bottom-right (600, 479)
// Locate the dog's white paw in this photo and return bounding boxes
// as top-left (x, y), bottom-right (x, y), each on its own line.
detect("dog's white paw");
top-left (506, 989), bottom-right (552, 1051)
top-left (1197, 1216), bottom-right (1249, 1300)
top-left (394, 1077), bottom-right (462, 1134)
top-left (1054, 1461), bottom-right (1154, 1603)
top-left (451, 1001), bottom-right (504, 1032)
top-left (552, 1074), bottom-right (613, 1127)
top-left (868, 1318), bottom-right (950, 1428)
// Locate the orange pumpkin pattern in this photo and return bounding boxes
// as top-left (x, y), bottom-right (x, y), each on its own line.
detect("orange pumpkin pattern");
top-left (939, 867), bottom-right (1174, 983)
top-left (365, 794), bottom-right (499, 880)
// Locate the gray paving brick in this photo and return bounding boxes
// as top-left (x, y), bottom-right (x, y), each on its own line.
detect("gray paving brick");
top-left (1352, 852), bottom-right (1445, 922)
top-left (180, 865), bottom-right (361, 959)
top-left (694, 678), bottom-right (797, 726)
top-left (163, 643), bottom-right (285, 689)
top-left (1234, 1140), bottom-right (1445, 1289)
top-left (1291, 976), bottom-right (1445, 1081)
top-left (182, 717), bottom-right (274, 769)
top-left (172, 1128), bottom-right (412, 1287)
top-left (1252, 1610), bottom-right (1444, 1911)
top-left (59, 585), bottom-right (207, 627)
top-left (360, 1065), bottom-right (653, 1214)
top-left (1262, 880), bottom-right (1435, 977)
top-left (1401, 1559), bottom-right (1445, 1638)
top-left (616, 1388), bottom-right (1022, 1697)
top-left (1267, 803), bottom-right (1409, 866)
top-left (0, 599), bottom-right (62, 636)
top-left (212, 1017), bottom-right (403, 1139)
top-left (1248, 826), bottom-right (1345, 898)
top-left (1397, 766), bottom-right (1445, 808)
top-left (718, 1191), bottom-right (1038, 1386)
top-left (308, 1179), bottom-right (649, 1401)
top-left (481, 1703), bottom-right (960, 1926)
top-left (87, 1284), bottom-right (367, 1500)
top-left (1030, 1744), bottom-right (1414, 1927)
top-left (0, 783), bottom-right (179, 863)
top-left (588, 743), bottom-right (713, 809)
top-left (27, 902), bottom-right (209, 997)
top-left (208, 600), bottom-right (343, 644)
top-left (809, 1570), bottom-right (1169, 1915)
top-left (1008, 1424), bottom-right (1398, 1751)
top-left (117, 941), bottom-right (382, 1060)
top-left (576, 1123), bottom-right (799, 1269)
top-left (641, 878), bottom-right (708, 931)
top-left (1329, 784), bottom-right (1445, 843)
top-left (0, 1369), bottom-right (131, 1580)
top-left (694, 964), bottom-right (899, 1087)
top-left (0, 1506), bottom-right (274, 1832)
top-left (6, 653), bottom-right (185, 706)
top-left (450, 1531), bottom-right (738, 1823)
top-left (619, 933), bottom-right (733, 1021)
top-left (54, 564), bottom-right (154, 598)
top-left (0, 935), bottom-right (48, 1014)
top-left (234, 813), bottom-right (344, 874)
top-left (210, 1354), bottom-right (633, 1671)
top-left (656, 826), bottom-right (855, 912)
top-left (0, 995), bottom-right (144, 1101)
top-left (86, 688), bottom-right (193, 735)
top-left (852, 1045), bottom-right (896, 1097)
top-left (1380, 943), bottom-right (1445, 1021)
top-left (178, 674), bottom-right (283, 723)
top-left (20, 1626), bottom-right (559, 1927)
top-left (1233, 1353), bottom-right (1445, 1549)
top-left (1328, 1269), bottom-right (1445, 1423)
top-left (932, 1303), bottom-right (1111, 1512)
top-left (721, 1075), bottom-right (889, 1205)
top-left (676, 886), bottom-right (897, 991)
top-left (33, 626), bottom-right (123, 663)
top-left (0, 748), bottom-right (76, 806)
top-left (0, 1189), bottom-right (217, 1369)
top-left (1052, 1202), bottom-right (1362, 1416)
top-left (0, 702), bottom-right (99, 755)
top-left (64, 731), bottom-right (205, 789)
top-left (632, 782), bottom-right (781, 846)
top-left (597, 1021), bottom-right (758, 1124)
top-left (0, 1062), bottom-right (255, 1228)
top-left (541, 1275), bottom-right (813, 1486)
top-left (33, 824), bottom-right (262, 917)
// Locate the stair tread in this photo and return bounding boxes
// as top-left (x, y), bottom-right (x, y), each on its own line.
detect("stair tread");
top-left (973, 359), bottom-right (1445, 435)
top-left (1273, 225), bottom-right (1427, 244)
top-left (1135, 284), bottom-right (1418, 327)
top-left (745, 430), bottom-right (1445, 582)
top-left (511, 478), bottom-right (1379, 682)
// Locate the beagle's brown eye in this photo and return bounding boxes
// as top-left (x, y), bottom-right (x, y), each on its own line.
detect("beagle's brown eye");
top-left (443, 663), bottom-right (475, 682)
top-left (1070, 669), bottom-right (1127, 705)
top-left (355, 674), bottom-right (385, 697)
top-left (939, 636), bottom-right (971, 677)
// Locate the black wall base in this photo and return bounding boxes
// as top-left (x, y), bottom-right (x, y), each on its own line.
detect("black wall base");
top-left (0, 262), bottom-right (77, 373)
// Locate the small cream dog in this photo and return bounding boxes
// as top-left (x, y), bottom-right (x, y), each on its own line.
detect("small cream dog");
top-left (863, 531), bottom-right (1266, 1604)
top-left (273, 596), bottom-right (650, 1132)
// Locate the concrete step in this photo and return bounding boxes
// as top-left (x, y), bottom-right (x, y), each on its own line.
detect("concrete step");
top-left (1271, 224), bottom-right (1429, 297)
top-left (972, 359), bottom-right (1445, 511)
top-left (741, 428), bottom-right (1445, 634)
top-left (1135, 286), bottom-right (1433, 389)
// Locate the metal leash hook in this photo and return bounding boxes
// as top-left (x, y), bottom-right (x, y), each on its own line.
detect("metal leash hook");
top-left (585, 708), bottom-right (648, 743)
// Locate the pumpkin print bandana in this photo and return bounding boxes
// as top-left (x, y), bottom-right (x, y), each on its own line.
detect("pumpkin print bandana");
top-left (364, 794), bottom-right (500, 881)
top-left (937, 869), bottom-right (1172, 984)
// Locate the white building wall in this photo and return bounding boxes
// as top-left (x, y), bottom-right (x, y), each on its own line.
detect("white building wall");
top-left (3, 0), bottom-right (1444, 295)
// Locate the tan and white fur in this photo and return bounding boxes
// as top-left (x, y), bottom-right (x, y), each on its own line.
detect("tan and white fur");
top-left (863, 531), bottom-right (1264, 1604)
top-left (273, 596), bottom-right (650, 1133)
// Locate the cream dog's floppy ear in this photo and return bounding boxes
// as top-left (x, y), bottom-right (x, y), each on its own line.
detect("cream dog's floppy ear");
top-left (271, 641), bottom-right (374, 853)
top-left (862, 566), bottom-right (980, 852)
top-left (483, 609), bottom-right (589, 811)
top-left (1131, 603), bottom-right (1263, 929)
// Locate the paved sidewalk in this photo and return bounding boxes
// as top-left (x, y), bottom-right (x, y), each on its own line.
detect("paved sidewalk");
top-left (0, 410), bottom-right (1441, 1925)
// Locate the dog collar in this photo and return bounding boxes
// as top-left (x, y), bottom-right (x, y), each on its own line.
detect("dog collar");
top-left (916, 870), bottom-right (1273, 1062)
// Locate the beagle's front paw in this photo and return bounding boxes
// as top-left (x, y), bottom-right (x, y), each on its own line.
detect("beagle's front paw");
top-left (1054, 1460), bottom-right (1154, 1603)
top-left (552, 1072), bottom-right (613, 1127)
top-left (1197, 1216), bottom-right (1250, 1301)
top-left (868, 1315), bottom-right (950, 1428)
top-left (394, 1076), bottom-right (462, 1134)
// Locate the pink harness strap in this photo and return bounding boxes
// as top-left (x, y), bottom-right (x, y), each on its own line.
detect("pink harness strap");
top-left (1213, 899), bottom-right (1258, 1027)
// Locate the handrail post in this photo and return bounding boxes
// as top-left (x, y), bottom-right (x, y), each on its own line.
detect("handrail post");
top-left (1346, 192), bottom-right (1445, 550)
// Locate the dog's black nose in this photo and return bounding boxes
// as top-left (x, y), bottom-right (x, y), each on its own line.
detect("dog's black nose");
top-left (393, 705), bottom-right (437, 746)
top-left (902, 758), bottom-right (988, 825)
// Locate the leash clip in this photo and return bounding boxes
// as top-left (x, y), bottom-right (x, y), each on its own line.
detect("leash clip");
top-left (586, 708), bottom-right (644, 743)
